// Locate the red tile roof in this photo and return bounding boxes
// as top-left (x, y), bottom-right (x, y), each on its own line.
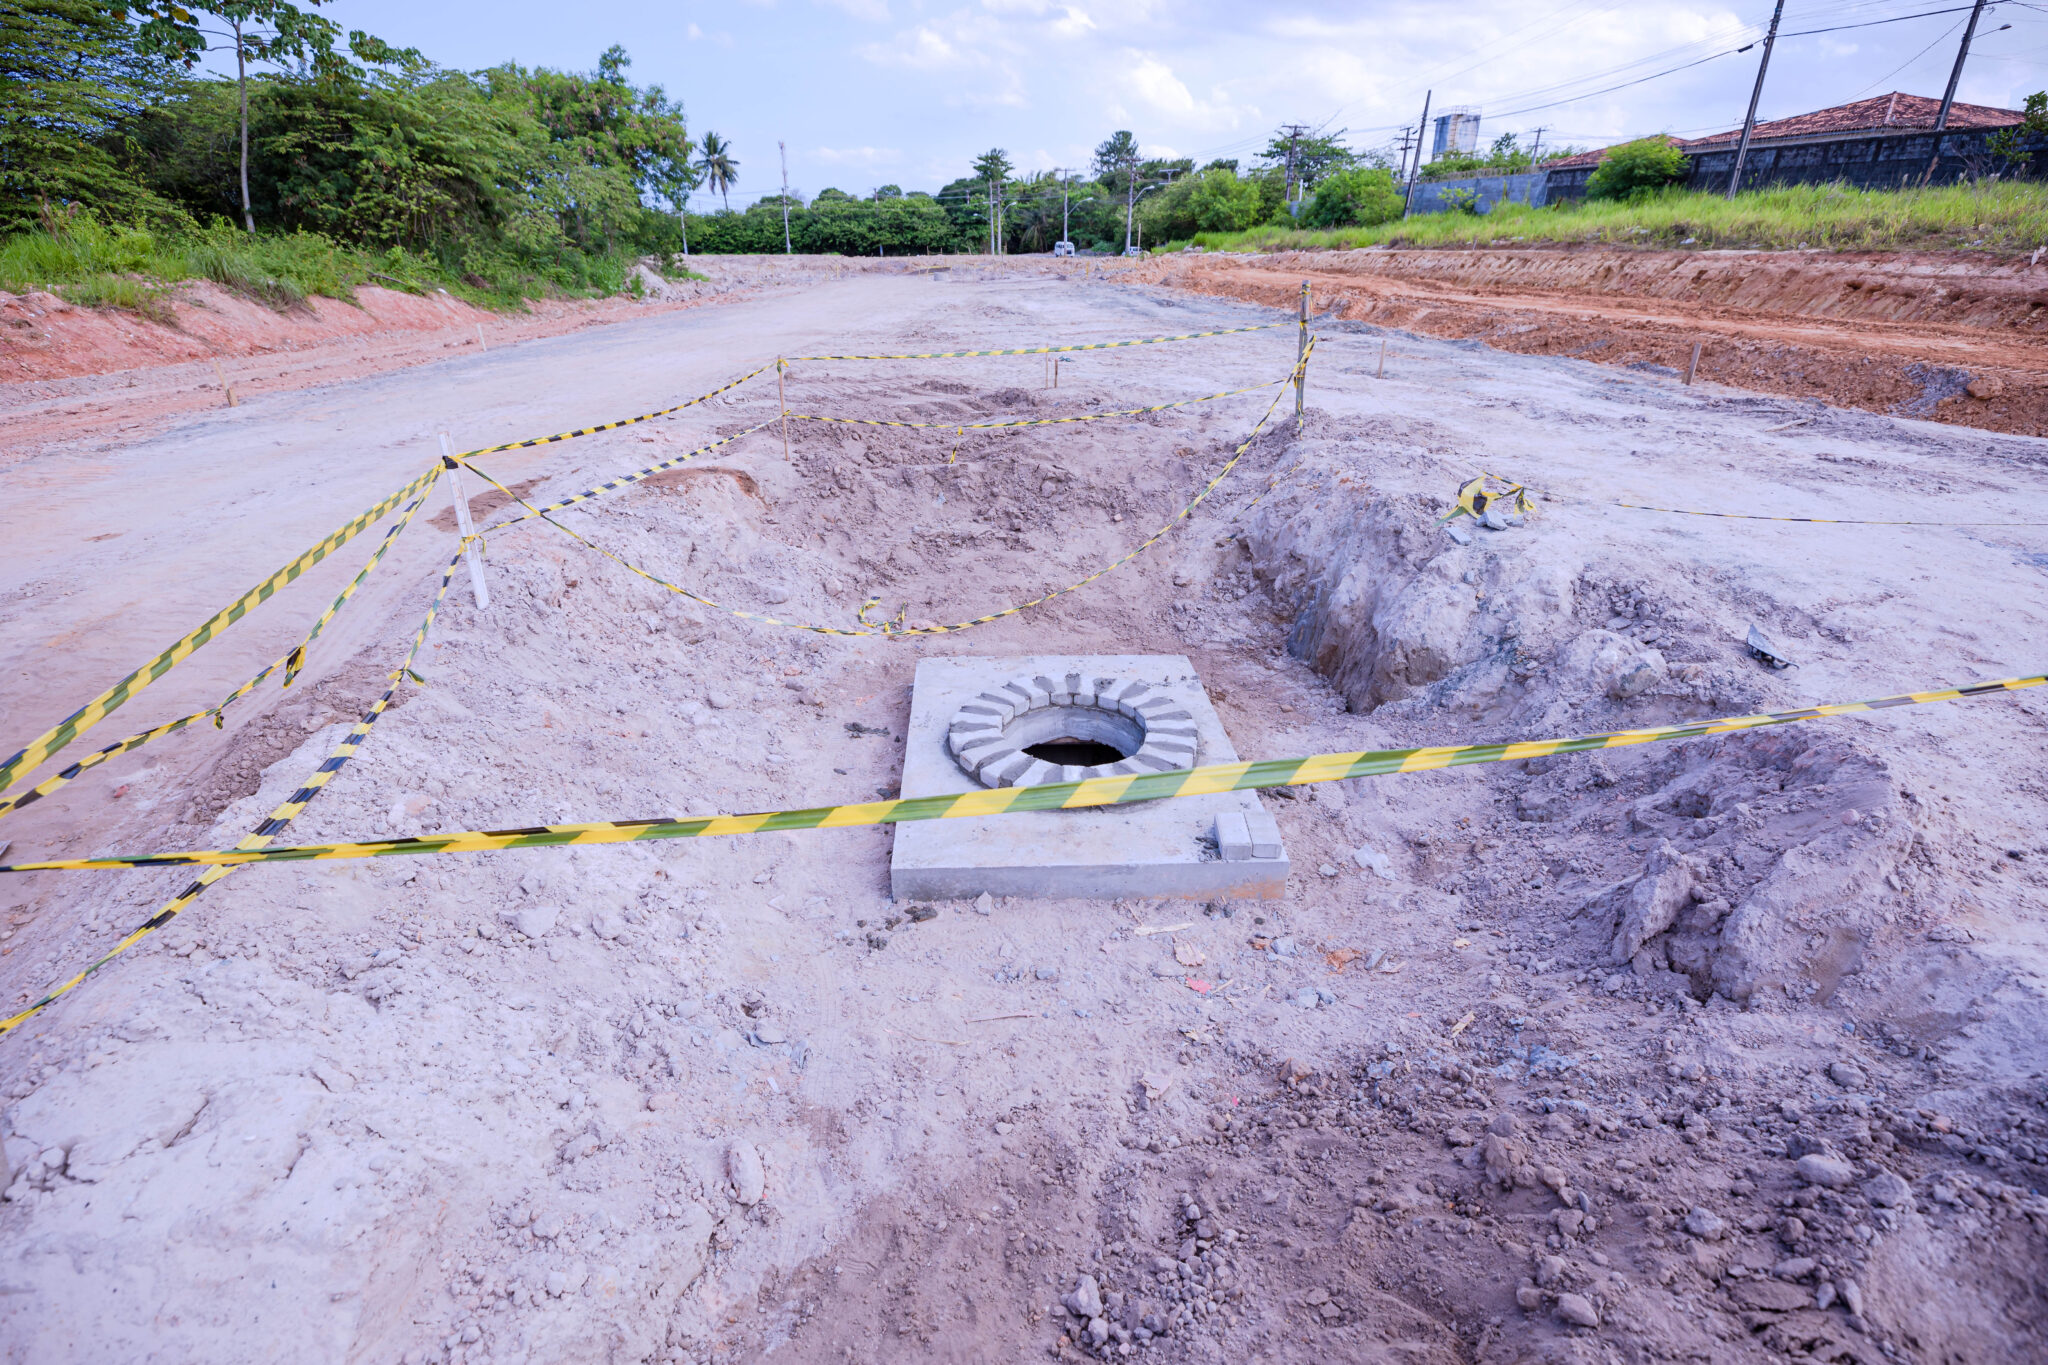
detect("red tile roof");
top-left (1542, 93), bottom-right (2025, 172)
top-left (1687, 92), bottom-right (2023, 145)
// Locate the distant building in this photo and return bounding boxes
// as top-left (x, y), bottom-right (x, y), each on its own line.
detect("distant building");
top-left (1543, 93), bottom-right (2036, 200)
top-left (1432, 108), bottom-right (1482, 161)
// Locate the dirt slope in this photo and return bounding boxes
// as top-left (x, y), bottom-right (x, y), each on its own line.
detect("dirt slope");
top-left (1135, 247), bottom-right (2048, 435)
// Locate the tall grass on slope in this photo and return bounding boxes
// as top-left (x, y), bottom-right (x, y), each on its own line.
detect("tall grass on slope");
top-left (0, 214), bottom-right (365, 317)
top-left (1179, 181), bottom-right (2048, 255)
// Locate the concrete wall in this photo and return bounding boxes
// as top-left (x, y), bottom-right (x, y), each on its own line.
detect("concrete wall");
top-left (1407, 171), bottom-right (1549, 216)
top-left (1684, 128), bottom-right (2048, 194)
top-left (1543, 128), bottom-right (2048, 203)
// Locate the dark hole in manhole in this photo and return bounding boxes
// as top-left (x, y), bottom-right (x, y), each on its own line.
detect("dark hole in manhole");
top-left (1024, 738), bottom-right (1127, 766)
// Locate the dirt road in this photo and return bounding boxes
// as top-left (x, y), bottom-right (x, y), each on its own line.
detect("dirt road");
top-left (2, 263), bottom-right (2046, 1365)
top-left (1137, 247), bottom-right (2048, 436)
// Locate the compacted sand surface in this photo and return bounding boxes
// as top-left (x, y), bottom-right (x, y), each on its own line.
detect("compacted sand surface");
top-left (1, 263), bottom-right (2045, 1365)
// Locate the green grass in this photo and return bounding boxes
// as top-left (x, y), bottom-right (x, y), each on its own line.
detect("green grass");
top-left (1172, 181), bottom-right (2048, 256)
top-left (0, 212), bottom-right (653, 318)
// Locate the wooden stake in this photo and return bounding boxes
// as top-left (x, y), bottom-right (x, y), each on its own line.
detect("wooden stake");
top-left (438, 433), bottom-right (490, 610)
top-left (1377, 337), bottom-right (1387, 379)
top-left (210, 359), bottom-right (236, 407)
top-left (475, 323), bottom-right (487, 351)
top-left (1685, 342), bottom-right (1702, 386)
top-left (777, 358), bottom-right (791, 461)
top-left (1295, 281), bottom-right (1309, 421)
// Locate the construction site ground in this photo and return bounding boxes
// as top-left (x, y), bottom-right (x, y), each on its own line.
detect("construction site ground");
top-left (1, 254), bottom-right (2046, 1365)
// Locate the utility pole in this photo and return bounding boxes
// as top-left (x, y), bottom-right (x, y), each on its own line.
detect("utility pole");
top-left (1925, 0), bottom-right (1993, 184)
top-left (1401, 91), bottom-right (1432, 219)
top-left (1726, 0), bottom-right (1785, 198)
top-left (1060, 169), bottom-right (1071, 245)
top-left (779, 141), bottom-right (792, 253)
top-left (1527, 126), bottom-right (1548, 167)
top-left (1124, 163), bottom-right (1137, 253)
top-left (1278, 122), bottom-right (1310, 208)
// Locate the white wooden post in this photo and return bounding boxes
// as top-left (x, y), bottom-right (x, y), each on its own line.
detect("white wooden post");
top-left (438, 432), bottom-right (490, 610)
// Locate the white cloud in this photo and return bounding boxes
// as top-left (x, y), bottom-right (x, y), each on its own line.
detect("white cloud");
top-left (1052, 7), bottom-right (1096, 38)
top-left (817, 0), bottom-right (891, 20)
top-left (1129, 54), bottom-right (1197, 116)
top-left (815, 145), bottom-right (903, 166)
top-left (862, 26), bottom-right (966, 69)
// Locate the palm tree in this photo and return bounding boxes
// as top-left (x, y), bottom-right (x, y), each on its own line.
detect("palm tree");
top-left (698, 132), bottom-right (739, 210)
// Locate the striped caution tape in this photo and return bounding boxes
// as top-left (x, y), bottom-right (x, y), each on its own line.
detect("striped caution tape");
top-left (0, 467), bottom-right (442, 802)
top-left (784, 378), bottom-right (1288, 433)
top-left (1443, 474), bottom-right (1534, 525)
top-left (4, 670), bottom-right (2036, 878)
top-left (0, 552), bottom-right (464, 1038)
top-left (456, 339), bottom-right (1315, 640)
top-left (790, 322), bottom-right (1286, 362)
top-left (450, 363), bottom-right (774, 460)
top-left (1456, 471), bottom-right (2048, 528)
top-left (477, 422), bottom-right (775, 535)
top-left (0, 469), bottom-right (443, 822)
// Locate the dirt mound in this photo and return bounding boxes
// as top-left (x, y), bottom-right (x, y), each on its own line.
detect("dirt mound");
top-left (1136, 248), bottom-right (2048, 436)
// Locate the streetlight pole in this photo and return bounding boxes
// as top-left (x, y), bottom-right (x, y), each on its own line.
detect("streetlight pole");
top-left (779, 140), bottom-right (792, 253)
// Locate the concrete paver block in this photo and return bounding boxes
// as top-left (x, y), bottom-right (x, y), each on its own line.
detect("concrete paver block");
top-left (890, 654), bottom-right (1290, 901)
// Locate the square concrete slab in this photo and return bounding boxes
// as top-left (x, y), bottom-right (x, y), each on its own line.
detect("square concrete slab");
top-left (890, 654), bottom-right (1290, 901)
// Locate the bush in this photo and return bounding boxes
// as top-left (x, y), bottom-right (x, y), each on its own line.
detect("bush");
top-left (1301, 167), bottom-right (1402, 229)
top-left (1586, 137), bottom-right (1689, 202)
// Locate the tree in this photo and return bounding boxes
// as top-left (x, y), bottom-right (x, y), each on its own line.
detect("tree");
top-left (131, 2), bottom-right (363, 231)
top-left (971, 147), bottom-right (1012, 254)
top-left (697, 131), bottom-right (737, 209)
top-left (1987, 93), bottom-right (2046, 174)
top-left (1585, 136), bottom-right (1689, 201)
top-left (872, 183), bottom-right (902, 200)
top-left (0, 1), bottom-right (180, 231)
top-left (1092, 130), bottom-right (1140, 251)
top-left (1301, 167), bottom-right (1402, 228)
top-left (1256, 128), bottom-right (1354, 197)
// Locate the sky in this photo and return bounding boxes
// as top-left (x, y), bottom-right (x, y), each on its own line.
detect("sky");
top-left (328, 0), bottom-right (2048, 205)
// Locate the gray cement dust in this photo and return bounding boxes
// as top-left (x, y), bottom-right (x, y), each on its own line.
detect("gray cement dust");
top-left (2, 260), bottom-right (2046, 1364)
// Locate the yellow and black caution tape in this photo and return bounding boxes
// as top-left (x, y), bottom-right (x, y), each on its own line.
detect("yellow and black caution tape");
top-left (1443, 474), bottom-right (1535, 525)
top-left (1452, 471), bottom-right (2048, 528)
top-left (784, 377), bottom-right (1287, 433)
top-left (0, 467), bottom-right (442, 802)
top-left (5, 671), bottom-right (2035, 879)
top-left (457, 339), bottom-right (1315, 640)
top-left (478, 422), bottom-right (774, 535)
top-left (0, 552), bottom-right (465, 1037)
top-left (0, 468), bottom-right (443, 822)
top-left (451, 363), bottom-right (774, 460)
top-left (790, 322), bottom-right (1285, 362)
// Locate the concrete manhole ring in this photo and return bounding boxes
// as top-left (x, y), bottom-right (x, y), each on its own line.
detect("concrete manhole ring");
top-left (946, 672), bottom-right (1200, 788)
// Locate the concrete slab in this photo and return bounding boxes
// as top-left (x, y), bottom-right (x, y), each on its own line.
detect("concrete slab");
top-left (889, 654), bottom-right (1290, 901)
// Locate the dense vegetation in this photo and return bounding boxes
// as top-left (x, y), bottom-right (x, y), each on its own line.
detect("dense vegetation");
top-left (1, 7), bottom-right (1396, 315)
top-left (1168, 180), bottom-right (2048, 254)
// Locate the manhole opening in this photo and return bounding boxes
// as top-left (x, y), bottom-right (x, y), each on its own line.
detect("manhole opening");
top-left (1023, 737), bottom-right (1128, 767)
